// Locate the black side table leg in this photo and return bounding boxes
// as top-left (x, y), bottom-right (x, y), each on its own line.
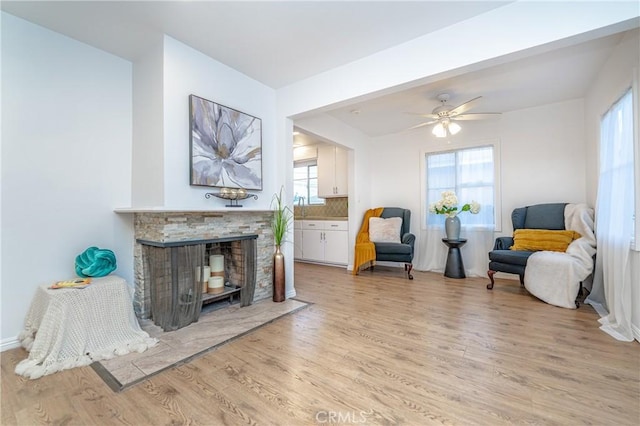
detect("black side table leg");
top-left (442, 239), bottom-right (467, 279)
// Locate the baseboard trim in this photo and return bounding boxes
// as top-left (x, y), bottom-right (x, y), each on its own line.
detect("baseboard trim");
top-left (294, 259), bottom-right (348, 268)
top-left (1, 337), bottom-right (21, 352)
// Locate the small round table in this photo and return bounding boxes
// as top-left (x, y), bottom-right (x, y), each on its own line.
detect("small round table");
top-left (442, 238), bottom-right (467, 279)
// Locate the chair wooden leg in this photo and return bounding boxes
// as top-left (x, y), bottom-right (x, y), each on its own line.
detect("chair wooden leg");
top-left (406, 263), bottom-right (413, 280)
top-left (487, 270), bottom-right (496, 289)
top-left (575, 283), bottom-right (584, 308)
top-left (519, 274), bottom-right (525, 286)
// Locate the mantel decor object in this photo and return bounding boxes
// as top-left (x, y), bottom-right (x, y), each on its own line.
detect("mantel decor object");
top-left (205, 188), bottom-right (258, 207)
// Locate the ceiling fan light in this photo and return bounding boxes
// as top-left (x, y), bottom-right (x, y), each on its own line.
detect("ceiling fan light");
top-left (449, 122), bottom-right (461, 135)
top-left (432, 123), bottom-right (447, 138)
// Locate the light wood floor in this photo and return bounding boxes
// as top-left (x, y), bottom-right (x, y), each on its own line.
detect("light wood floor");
top-left (2, 262), bottom-right (639, 425)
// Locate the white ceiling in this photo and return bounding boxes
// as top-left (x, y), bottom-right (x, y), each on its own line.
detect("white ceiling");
top-left (1, 0), bottom-right (511, 89)
top-left (324, 31), bottom-right (626, 137)
top-left (2, 1), bottom-right (636, 141)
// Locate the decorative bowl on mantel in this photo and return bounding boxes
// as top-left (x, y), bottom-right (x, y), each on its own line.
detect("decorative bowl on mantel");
top-left (205, 188), bottom-right (257, 207)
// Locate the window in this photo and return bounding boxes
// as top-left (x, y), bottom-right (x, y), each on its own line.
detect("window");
top-left (599, 88), bottom-right (636, 249)
top-left (425, 145), bottom-right (496, 228)
top-left (293, 160), bottom-right (324, 205)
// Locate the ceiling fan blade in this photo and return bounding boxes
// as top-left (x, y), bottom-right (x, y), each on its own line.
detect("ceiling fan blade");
top-left (405, 112), bottom-right (438, 119)
top-left (448, 96), bottom-right (482, 116)
top-left (452, 113), bottom-right (502, 121)
top-left (407, 120), bottom-right (439, 130)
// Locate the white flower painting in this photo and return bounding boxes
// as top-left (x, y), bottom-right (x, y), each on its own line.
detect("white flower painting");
top-left (190, 95), bottom-right (262, 190)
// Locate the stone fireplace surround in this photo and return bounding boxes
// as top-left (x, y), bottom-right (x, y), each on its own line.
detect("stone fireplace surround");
top-left (130, 210), bottom-right (275, 319)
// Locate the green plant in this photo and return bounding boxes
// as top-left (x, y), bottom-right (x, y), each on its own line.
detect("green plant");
top-left (271, 186), bottom-right (293, 246)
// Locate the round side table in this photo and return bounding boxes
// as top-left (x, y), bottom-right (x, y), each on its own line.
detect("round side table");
top-left (442, 238), bottom-right (467, 279)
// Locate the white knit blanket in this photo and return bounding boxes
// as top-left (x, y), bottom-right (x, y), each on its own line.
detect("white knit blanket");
top-left (524, 203), bottom-right (597, 309)
top-left (16, 275), bottom-right (157, 379)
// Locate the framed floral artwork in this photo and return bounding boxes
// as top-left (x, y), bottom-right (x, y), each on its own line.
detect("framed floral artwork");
top-left (189, 94), bottom-right (262, 190)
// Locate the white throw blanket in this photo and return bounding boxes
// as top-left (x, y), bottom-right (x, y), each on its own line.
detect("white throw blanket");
top-left (15, 275), bottom-right (157, 379)
top-left (524, 204), bottom-right (597, 309)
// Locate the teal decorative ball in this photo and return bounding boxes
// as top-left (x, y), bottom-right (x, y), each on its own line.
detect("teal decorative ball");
top-left (75, 247), bottom-right (117, 277)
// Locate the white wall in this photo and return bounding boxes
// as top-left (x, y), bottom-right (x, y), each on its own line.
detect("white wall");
top-left (161, 36), bottom-right (278, 211)
top-left (584, 29), bottom-right (640, 339)
top-left (499, 99), bottom-right (587, 230)
top-left (132, 39), bottom-right (164, 207)
top-left (367, 98), bottom-right (587, 269)
top-left (1, 13), bottom-right (134, 346)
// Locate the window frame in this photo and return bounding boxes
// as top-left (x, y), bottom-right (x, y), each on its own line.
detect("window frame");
top-left (420, 139), bottom-right (502, 232)
top-left (293, 159), bottom-right (324, 206)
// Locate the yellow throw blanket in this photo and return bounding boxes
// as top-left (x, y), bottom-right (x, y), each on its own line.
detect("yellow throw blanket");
top-left (352, 207), bottom-right (384, 275)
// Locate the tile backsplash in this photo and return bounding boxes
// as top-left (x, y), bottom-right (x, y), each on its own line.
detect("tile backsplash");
top-left (294, 197), bottom-right (348, 218)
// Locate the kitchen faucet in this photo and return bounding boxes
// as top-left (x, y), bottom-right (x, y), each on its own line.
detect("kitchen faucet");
top-left (297, 197), bottom-right (306, 218)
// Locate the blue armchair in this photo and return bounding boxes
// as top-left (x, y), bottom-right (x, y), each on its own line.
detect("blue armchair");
top-left (373, 208), bottom-right (416, 279)
top-left (487, 203), bottom-right (567, 289)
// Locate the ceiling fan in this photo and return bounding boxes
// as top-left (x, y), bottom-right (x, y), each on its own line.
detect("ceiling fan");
top-left (409, 93), bottom-right (501, 138)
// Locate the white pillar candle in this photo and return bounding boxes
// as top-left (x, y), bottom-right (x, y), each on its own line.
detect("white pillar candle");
top-left (209, 255), bottom-right (224, 272)
top-left (197, 266), bottom-right (211, 293)
top-left (207, 276), bottom-right (224, 294)
top-left (196, 266), bottom-right (212, 281)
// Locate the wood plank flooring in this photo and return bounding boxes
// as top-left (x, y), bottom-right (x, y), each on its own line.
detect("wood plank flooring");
top-left (2, 262), bottom-right (638, 425)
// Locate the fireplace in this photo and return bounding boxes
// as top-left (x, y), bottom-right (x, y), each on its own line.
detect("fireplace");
top-left (138, 235), bottom-right (258, 331)
top-left (131, 211), bottom-right (274, 321)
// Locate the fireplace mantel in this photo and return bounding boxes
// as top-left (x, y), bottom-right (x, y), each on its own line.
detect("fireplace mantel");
top-left (115, 207), bottom-right (274, 213)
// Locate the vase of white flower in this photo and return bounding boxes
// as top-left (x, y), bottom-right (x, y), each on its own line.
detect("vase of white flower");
top-left (429, 190), bottom-right (480, 240)
top-left (445, 215), bottom-right (461, 240)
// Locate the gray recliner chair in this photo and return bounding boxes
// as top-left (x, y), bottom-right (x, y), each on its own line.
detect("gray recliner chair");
top-left (373, 208), bottom-right (416, 279)
top-left (487, 203), bottom-right (567, 289)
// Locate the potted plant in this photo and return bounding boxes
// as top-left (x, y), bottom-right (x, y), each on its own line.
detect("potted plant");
top-left (271, 186), bottom-right (292, 302)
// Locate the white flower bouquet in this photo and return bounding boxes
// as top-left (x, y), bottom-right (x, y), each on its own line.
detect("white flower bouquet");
top-left (429, 191), bottom-right (480, 218)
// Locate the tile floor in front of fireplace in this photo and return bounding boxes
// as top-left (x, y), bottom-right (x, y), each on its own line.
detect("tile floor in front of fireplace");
top-left (93, 298), bottom-right (308, 391)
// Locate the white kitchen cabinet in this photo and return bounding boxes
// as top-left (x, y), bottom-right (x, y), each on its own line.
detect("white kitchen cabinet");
top-left (300, 220), bottom-right (348, 265)
top-left (302, 228), bottom-right (325, 262)
top-left (324, 229), bottom-right (349, 264)
top-left (318, 145), bottom-right (348, 198)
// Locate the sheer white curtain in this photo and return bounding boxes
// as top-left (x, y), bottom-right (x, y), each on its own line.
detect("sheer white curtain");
top-left (586, 89), bottom-right (636, 342)
top-left (417, 225), bottom-right (495, 277)
top-left (416, 146), bottom-right (496, 277)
